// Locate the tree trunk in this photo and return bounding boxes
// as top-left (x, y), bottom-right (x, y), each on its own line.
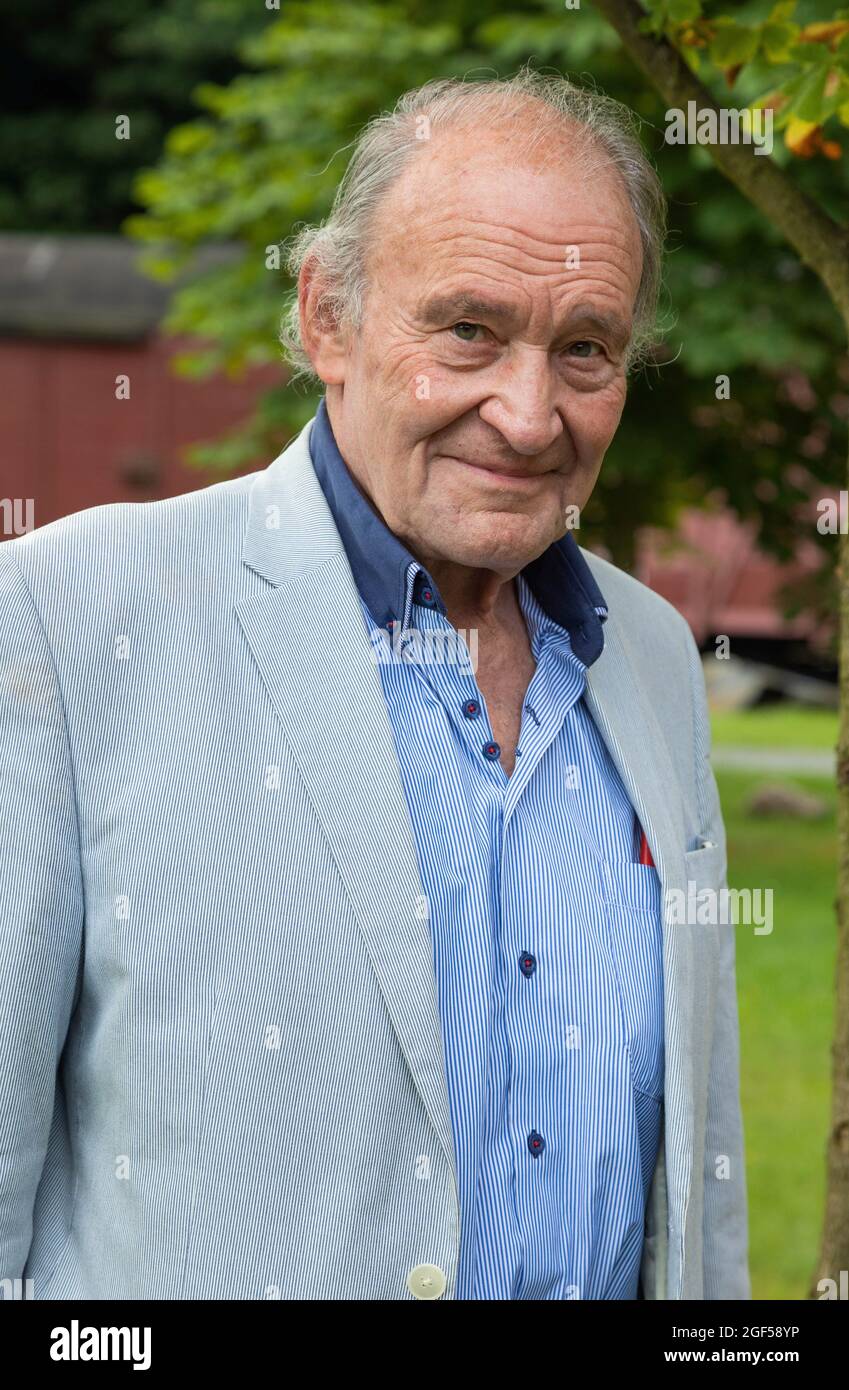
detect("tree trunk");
top-left (814, 441), bottom-right (849, 1296)
top-left (591, 0), bottom-right (849, 1295)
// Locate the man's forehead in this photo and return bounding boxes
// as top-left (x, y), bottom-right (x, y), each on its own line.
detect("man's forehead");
top-left (384, 122), bottom-right (632, 212)
top-left (372, 134), bottom-right (641, 272)
top-left (369, 175), bottom-right (641, 323)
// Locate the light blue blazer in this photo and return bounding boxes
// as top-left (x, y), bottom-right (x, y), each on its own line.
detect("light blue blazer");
top-left (0, 417), bottom-right (750, 1300)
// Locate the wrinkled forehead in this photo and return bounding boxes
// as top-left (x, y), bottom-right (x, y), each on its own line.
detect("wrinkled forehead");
top-left (366, 121), bottom-right (643, 302)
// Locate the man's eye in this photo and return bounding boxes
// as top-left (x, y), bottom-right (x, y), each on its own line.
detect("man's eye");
top-left (568, 341), bottom-right (602, 358)
top-left (451, 321), bottom-right (481, 342)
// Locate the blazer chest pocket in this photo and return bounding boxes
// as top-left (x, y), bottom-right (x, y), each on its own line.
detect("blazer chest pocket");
top-left (678, 841), bottom-right (727, 936)
top-left (684, 838), bottom-right (725, 882)
top-left (669, 842), bottom-right (725, 1046)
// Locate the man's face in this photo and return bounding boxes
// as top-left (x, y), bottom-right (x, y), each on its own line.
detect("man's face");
top-left (315, 125), bottom-right (644, 579)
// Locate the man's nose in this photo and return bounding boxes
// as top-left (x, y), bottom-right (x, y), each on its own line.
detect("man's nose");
top-left (477, 349), bottom-right (565, 456)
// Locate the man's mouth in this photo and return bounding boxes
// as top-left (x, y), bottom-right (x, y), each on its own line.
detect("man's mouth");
top-left (444, 455), bottom-right (552, 487)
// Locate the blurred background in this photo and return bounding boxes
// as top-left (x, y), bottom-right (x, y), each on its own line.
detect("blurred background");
top-left (2, 0), bottom-right (847, 1298)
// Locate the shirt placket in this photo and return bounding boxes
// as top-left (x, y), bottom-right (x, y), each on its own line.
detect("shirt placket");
top-left (492, 586), bottom-right (593, 1296)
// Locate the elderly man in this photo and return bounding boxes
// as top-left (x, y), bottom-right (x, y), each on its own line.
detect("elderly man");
top-left (0, 70), bottom-right (749, 1301)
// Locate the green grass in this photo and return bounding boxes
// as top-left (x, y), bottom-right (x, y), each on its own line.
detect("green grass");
top-left (711, 705), bottom-right (837, 751)
top-left (709, 702), bottom-right (837, 1299)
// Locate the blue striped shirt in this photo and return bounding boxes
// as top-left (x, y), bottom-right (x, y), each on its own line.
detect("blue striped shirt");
top-left (309, 399), bottom-right (664, 1299)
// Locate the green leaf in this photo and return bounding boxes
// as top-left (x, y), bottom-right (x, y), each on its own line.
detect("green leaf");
top-left (709, 22), bottom-right (760, 68)
top-left (666, 0), bottom-right (702, 20)
top-left (166, 123), bottom-right (215, 156)
top-left (821, 76), bottom-right (849, 121)
top-left (637, 0), bottom-right (701, 34)
top-left (788, 40), bottom-right (833, 65)
top-left (760, 21), bottom-right (799, 63)
top-left (790, 65), bottom-right (829, 123)
top-left (763, 69), bottom-right (807, 129)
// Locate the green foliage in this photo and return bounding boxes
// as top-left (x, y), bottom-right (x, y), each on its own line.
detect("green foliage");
top-left (638, 0), bottom-right (849, 145)
top-left (0, 0), bottom-right (269, 233)
top-left (639, 0), bottom-right (704, 35)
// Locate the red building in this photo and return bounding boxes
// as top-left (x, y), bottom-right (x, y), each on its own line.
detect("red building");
top-left (636, 507), bottom-right (829, 666)
top-left (0, 234), bottom-right (282, 527)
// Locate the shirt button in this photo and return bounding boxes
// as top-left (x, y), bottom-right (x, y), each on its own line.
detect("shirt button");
top-left (519, 951), bottom-right (537, 978)
top-left (406, 1264), bottom-right (446, 1299)
top-left (462, 700), bottom-right (481, 719)
top-left (527, 1130), bottom-right (545, 1158)
top-left (416, 579), bottom-right (438, 608)
top-left (482, 741), bottom-right (500, 761)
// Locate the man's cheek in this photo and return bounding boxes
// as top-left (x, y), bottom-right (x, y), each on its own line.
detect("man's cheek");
top-left (575, 386), bottom-right (628, 451)
top-left (366, 332), bottom-right (430, 383)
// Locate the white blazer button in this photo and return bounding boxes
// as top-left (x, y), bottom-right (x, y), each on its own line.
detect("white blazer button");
top-left (407, 1264), bottom-right (446, 1299)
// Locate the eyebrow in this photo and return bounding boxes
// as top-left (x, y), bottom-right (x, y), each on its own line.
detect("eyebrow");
top-left (416, 292), bottom-right (632, 351)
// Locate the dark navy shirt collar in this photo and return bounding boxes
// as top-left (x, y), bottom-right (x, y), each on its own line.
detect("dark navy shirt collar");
top-left (308, 396), bottom-right (608, 667)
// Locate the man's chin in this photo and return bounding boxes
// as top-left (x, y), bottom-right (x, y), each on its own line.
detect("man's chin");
top-left (426, 518), bottom-right (562, 575)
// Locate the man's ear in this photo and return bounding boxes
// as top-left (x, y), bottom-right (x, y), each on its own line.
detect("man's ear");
top-left (299, 257), bottom-right (348, 385)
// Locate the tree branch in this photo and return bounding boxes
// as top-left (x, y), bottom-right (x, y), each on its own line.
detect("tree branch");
top-left (593, 0), bottom-right (849, 321)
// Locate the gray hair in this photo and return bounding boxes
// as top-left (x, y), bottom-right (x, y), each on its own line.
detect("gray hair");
top-left (280, 66), bottom-right (667, 381)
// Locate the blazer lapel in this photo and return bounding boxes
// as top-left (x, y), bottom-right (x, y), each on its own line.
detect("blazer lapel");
top-left (583, 597), bottom-right (695, 1299)
top-left (235, 421), bottom-right (457, 1180)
